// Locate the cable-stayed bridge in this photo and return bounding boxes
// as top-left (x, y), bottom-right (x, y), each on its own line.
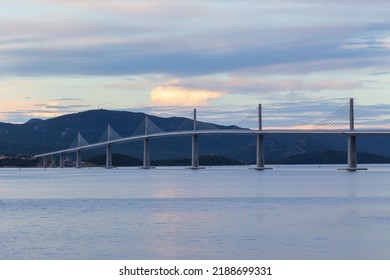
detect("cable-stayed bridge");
top-left (35, 99), bottom-right (390, 171)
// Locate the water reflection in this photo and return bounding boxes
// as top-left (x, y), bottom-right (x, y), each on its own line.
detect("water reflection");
top-left (2, 165), bottom-right (390, 259)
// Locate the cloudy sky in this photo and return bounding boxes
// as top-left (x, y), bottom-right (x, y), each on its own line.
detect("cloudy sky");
top-left (1, 0), bottom-right (390, 128)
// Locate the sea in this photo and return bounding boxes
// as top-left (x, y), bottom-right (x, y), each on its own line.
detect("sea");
top-left (1, 165), bottom-right (390, 260)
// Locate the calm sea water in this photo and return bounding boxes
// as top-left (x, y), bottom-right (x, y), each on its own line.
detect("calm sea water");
top-left (1, 165), bottom-right (390, 260)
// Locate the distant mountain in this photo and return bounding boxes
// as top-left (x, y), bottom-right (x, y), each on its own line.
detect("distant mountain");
top-left (1, 109), bottom-right (390, 164)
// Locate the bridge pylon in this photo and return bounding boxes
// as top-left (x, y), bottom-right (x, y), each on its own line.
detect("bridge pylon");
top-left (105, 125), bottom-right (113, 169)
top-left (339, 98), bottom-right (367, 171)
top-left (76, 132), bottom-right (81, 168)
top-left (253, 104), bottom-right (272, 170)
top-left (141, 116), bottom-right (154, 169)
top-left (189, 108), bottom-right (204, 170)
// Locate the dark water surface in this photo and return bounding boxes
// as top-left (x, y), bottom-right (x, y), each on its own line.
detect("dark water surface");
top-left (1, 165), bottom-right (390, 259)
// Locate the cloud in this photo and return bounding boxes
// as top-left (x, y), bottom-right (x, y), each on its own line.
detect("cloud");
top-left (0, 100), bottom-right (91, 123)
top-left (52, 98), bottom-right (83, 101)
top-left (2, 1), bottom-right (390, 77)
top-left (150, 86), bottom-right (223, 106)
top-left (2, 0), bottom-right (390, 126)
top-left (340, 36), bottom-right (390, 50)
top-left (34, 103), bottom-right (89, 110)
top-left (178, 76), bottom-right (363, 94)
top-left (129, 97), bottom-right (390, 129)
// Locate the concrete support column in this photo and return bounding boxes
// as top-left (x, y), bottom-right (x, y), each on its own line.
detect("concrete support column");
top-left (188, 108), bottom-right (203, 169)
top-left (347, 98), bottom-right (358, 171)
top-left (256, 134), bottom-right (265, 168)
top-left (106, 144), bottom-right (112, 169)
top-left (339, 98), bottom-right (366, 171)
top-left (60, 154), bottom-right (65, 168)
top-left (348, 135), bottom-right (357, 169)
top-left (257, 104), bottom-right (264, 169)
top-left (140, 115), bottom-right (153, 169)
top-left (76, 150), bottom-right (81, 168)
top-left (50, 155), bottom-right (55, 168)
top-left (254, 104), bottom-right (271, 170)
top-left (191, 134), bottom-right (199, 168)
top-left (143, 138), bottom-right (150, 169)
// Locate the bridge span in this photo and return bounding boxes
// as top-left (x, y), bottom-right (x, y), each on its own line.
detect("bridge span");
top-left (35, 99), bottom-right (390, 171)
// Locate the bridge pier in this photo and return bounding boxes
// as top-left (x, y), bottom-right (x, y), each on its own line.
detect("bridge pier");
top-left (106, 144), bottom-right (112, 169)
top-left (348, 135), bottom-right (357, 169)
top-left (141, 138), bottom-right (152, 169)
top-left (140, 116), bottom-right (154, 169)
top-left (339, 98), bottom-right (367, 171)
top-left (60, 154), bottom-right (65, 168)
top-left (76, 150), bottom-right (81, 168)
top-left (189, 109), bottom-right (204, 170)
top-left (50, 155), bottom-right (56, 168)
top-left (255, 134), bottom-right (269, 170)
top-left (253, 104), bottom-right (272, 170)
top-left (191, 134), bottom-right (200, 169)
top-left (343, 134), bottom-right (366, 171)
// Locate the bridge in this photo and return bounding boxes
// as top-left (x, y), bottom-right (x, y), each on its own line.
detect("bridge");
top-left (35, 98), bottom-right (390, 171)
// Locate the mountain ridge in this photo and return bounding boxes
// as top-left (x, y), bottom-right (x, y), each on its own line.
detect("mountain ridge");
top-left (1, 109), bottom-right (390, 164)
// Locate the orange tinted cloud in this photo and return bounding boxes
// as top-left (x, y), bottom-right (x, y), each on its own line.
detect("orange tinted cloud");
top-left (150, 86), bottom-right (223, 106)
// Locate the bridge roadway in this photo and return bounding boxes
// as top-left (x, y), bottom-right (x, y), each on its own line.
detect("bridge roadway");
top-left (34, 99), bottom-right (390, 171)
top-left (35, 128), bottom-right (390, 157)
top-left (34, 128), bottom-right (390, 170)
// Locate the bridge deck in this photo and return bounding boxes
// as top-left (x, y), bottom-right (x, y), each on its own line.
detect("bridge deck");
top-left (35, 129), bottom-right (390, 158)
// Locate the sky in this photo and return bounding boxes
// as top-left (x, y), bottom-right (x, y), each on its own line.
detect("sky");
top-left (1, 0), bottom-right (390, 128)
